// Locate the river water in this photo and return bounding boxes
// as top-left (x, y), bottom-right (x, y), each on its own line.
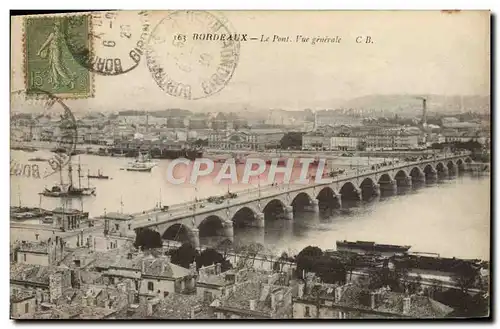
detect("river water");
top-left (10, 150), bottom-right (490, 261)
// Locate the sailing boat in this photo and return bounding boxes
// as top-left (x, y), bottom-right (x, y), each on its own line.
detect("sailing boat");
top-left (40, 159), bottom-right (96, 197)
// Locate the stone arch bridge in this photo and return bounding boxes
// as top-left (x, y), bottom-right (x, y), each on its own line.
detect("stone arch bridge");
top-left (133, 153), bottom-right (473, 248)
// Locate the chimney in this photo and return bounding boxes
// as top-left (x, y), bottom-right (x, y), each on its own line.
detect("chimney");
top-left (402, 296), bottom-right (411, 315)
top-left (297, 283), bottom-right (304, 298)
top-left (334, 286), bottom-right (343, 303)
top-left (249, 299), bottom-right (256, 311)
top-left (146, 298), bottom-right (159, 317)
top-left (147, 302), bottom-right (153, 317)
top-left (215, 263), bottom-right (221, 275)
top-left (270, 293), bottom-right (277, 311)
top-left (141, 259), bottom-right (146, 273)
top-left (189, 261), bottom-right (197, 275)
top-left (370, 292), bottom-right (377, 309)
top-left (267, 274), bottom-right (276, 285)
top-left (127, 289), bottom-right (135, 305)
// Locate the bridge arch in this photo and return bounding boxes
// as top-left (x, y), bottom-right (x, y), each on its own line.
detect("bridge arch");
top-left (435, 162), bottom-right (448, 177)
top-left (423, 164), bottom-right (437, 181)
top-left (291, 192), bottom-right (313, 212)
top-left (339, 181), bottom-right (360, 202)
top-left (446, 160), bottom-right (457, 173)
top-left (394, 169), bottom-right (410, 186)
top-left (231, 206), bottom-right (259, 228)
top-left (134, 227), bottom-right (162, 249)
top-left (456, 158), bottom-right (466, 171)
top-left (161, 223), bottom-right (196, 246)
top-left (198, 215), bottom-right (226, 240)
top-left (378, 173), bottom-right (393, 184)
top-left (409, 166), bottom-right (425, 184)
top-left (378, 173), bottom-right (396, 195)
top-left (359, 177), bottom-right (378, 201)
top-left (316, 186), bottom-right (340, 210)
top-left (263, 198), bottom-right (287, 221)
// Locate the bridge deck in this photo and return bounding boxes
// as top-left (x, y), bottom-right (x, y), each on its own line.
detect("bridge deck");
top-left (132, 152), bottom-right (471, 229)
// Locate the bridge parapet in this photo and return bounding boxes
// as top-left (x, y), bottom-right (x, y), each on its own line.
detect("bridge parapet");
top-left (132, 152), bottom-right (472, 232)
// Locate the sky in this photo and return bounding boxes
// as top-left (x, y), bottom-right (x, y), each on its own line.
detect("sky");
top-left (11, 10), bottom-right (490, 114)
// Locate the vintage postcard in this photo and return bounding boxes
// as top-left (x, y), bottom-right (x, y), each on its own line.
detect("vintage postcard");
top-left (10, 10), bottom-right (491, 320)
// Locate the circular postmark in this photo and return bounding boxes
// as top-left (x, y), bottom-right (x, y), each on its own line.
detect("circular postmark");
top-left (62, 11), bottom-right (150, 76)
top-left (146, 10), bottom-right (240, 100)
top-left (11, 89), bottom-right (77, 179)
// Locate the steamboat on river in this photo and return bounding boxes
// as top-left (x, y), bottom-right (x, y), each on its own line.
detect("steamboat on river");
top-left (102, 140), bottom-right (203, 160)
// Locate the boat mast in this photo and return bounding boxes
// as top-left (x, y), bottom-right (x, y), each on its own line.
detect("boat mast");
top-left (159, 188), bottom-right (162, 208)
top-left (68, 160), bottom-right (73, 188)
top-left (77, 157), bottom-right (82, 188)
top-left (18, 184), bottom-right (21, 208)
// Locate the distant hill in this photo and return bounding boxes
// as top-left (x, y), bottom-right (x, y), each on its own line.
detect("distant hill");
top-left (339, 94), bottom-right (490, 117)
top-left (118, 109), bottom-right (193, 118)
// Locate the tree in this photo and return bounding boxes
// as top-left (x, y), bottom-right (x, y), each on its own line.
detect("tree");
top-left (367, 265), bottom-right (406, 291)
top-left (280, 132), bottom-right (304, 150)
top-left (406, 274), bottom-right (422, 295)
top-left (315, 256), bottom-right (347, 284)
top-left (216, 239), bottom-right (233, 260)
top-left (345, 253), bottom-right (359, 282)
top-left (192, 139), bottom-right (208, 147)
top-left (296, 246), bottom-right (323, 278)
top-left (196, 248), bottom-right (232, 272)
top-left (134, 228), bottom-right (162, 250)
top-left (453, 263), bottom-right (479, 294)
top-left (232, 242), bottom-right (267, 269)
top-left (169, 242), bottom-right (199, 269)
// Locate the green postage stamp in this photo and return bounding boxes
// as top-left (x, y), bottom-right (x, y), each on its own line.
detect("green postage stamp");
top-left (24, 14), bottom-right (93, 98)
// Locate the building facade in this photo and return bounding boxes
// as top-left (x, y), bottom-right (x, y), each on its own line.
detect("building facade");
top-left (208, 130), bottom-right (285, 151)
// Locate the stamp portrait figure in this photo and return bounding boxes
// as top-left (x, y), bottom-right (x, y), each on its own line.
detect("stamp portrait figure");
top-left (36, 20), bottom-right (75, 90)
top-left (24, 15), bottom-right (93, 98)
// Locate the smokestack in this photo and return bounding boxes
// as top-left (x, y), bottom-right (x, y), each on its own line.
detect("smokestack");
top-left (422, 98), bottom-right (427, 126)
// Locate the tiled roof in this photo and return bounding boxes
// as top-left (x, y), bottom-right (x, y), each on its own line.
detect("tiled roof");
top-left (142, 257), bottom-right (191, 278)
top-left (104, 212), bottom-right (134, 221)
top-left (10, 263), bottom-right (61, 285)
top-left (114, 294), bottom-right (209, 319)
top-left (17, 241), bottom-right (48, 253)
top-left (10, 289), bottom-right (35, 303)
top-left (77, 306), bottom-right (118, 319)
top-left (60, 248), bottom-right (119, 270)
top-left (110, 254), bottom-right (143, 270)
top-left (197, 274), bottom-right (230, 287)
top-left (52, 207), bottom-right (85, 215)
top-left (155, 294), bottom-right (208, 319)
top-left (331, 284), bottom-right (454, 318)
top-left (220, 276), bottom-right (292, 316)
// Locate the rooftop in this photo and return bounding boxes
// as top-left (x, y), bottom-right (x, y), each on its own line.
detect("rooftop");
top-left (114, 294), bottom-right (209, 319)
top-left (219, 272), bottom-right (292, 317)
top-left (302, 283), bottom-right (454, 318)
top-left (142, 255), bottom-right (192, 279)
top-left (17, 241), bottom-right (49, 254)
top-left (10, 289), bottom-right (35, 303)
top-left (10, 263), bottom-right (65, 286)
top-left (52, 207), bottom-right (87, 215)
top-left (104, 212), bottom-right (135, 221)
